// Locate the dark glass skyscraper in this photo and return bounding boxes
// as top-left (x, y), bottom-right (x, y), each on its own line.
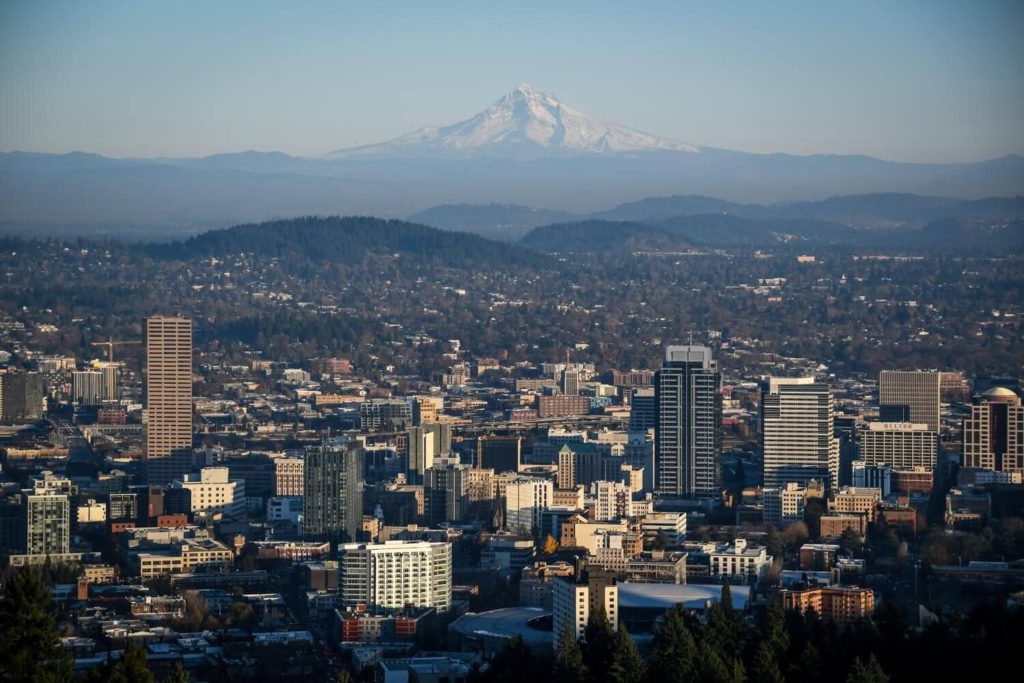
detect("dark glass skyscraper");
top-left (303, 442), bottom-right (364, 545)
top-left (654, 346), bottom-right (722, 499)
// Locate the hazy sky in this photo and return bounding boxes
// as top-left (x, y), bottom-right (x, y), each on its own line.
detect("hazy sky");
top-left (1, 1), bottom-right (1022, 162)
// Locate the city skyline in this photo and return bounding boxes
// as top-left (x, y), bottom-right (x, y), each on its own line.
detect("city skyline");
top-left (0, 3), bottom-right (1021, 680)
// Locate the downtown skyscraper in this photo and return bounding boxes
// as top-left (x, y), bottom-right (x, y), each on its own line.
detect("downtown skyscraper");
top-left (761, 377), bottom-right (840, 490)
top-left (303, 442), bottom-right (364, 545)
top-left (144, 316), bottom-right (194, 486)
top-left (879, 370), bottom-right (941, 432)
top-left (654, 345), bottom-right (722, 499)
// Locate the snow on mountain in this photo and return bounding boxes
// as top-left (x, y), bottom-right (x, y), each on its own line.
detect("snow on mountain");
top-left (326, 84), bottom-right (700, 158)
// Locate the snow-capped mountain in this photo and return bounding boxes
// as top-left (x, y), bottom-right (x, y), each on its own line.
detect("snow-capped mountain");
top-left (326, 84), bottom-right (700, 158)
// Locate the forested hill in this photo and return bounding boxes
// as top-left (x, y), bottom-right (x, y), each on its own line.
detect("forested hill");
top-left (520, 220), bottom-right (694, 253)
top-left (148, 215), bottom-right (554, 270)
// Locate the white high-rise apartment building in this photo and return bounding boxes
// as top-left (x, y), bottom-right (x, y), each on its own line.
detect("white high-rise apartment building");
top-left (339, 540), bottom-right (452, 612)
top-left (72, 366), bottom-right (117, 405)
top-left (761, 377), bottom-right (839, 490)
top-left (879, 370), bottom-right (940, 432)
top-left (593, 480), bottom-right (632, 522)
top-left (145, 316), bottom-right (193, 485)
top-left (504, 477), bottom-right (553, 535)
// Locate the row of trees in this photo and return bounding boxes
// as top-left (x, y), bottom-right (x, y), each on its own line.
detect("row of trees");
top-left (474, 586), bottom-right (1022, 683)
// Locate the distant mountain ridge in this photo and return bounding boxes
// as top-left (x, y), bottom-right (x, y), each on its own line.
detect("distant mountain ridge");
top-left (2, 85), bottom-right (1022, 236)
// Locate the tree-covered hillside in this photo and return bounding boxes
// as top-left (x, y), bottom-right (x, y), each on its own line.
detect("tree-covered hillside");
top-left (150, 215), bottom-right (554, 270)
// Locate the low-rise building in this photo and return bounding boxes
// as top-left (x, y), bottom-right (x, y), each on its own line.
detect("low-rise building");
top-left (709, 539), bottom-right (771, 580)
top-left (763, 483), bottom-right (806, 527)
top-left (172, 467), bottom-right (245, 518)
top-left (780, 585), bottom-right (874, 624)
top-left (819, 513), bottom-right (867, 538)
top-left (829, 487), bottom-right (882, 523)
top-left (638, 512), bottom-right (687, 547)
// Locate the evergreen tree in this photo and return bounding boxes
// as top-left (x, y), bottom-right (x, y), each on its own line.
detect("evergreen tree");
top-left (486, 635), bottom-right (537, 683)
top-left (749, 641), bottom-right (784, 683)
top-left (705, 601), bottom-right (742, 663)
top-left (162, 661), bottom-right (190, 683)
top-left (553, 627), bottom-right (588, 683)
top-left (721, 578), bottom-right (735, 617)
top-left (649, 605), bottom-right (698, 683)
top-left (0, 566), bottom-right (74, 682)
top-left (846, 655), bottom-right (889, 683)
top-left (108, 641), bottom-right (155, 683)
top-left (699, 648), bottom-right (735, 683)
top-left (582, 607), bottom-right (616, 682)
top-left (760, 603), bottom-right (789, 656)
top-left (608, 623), bottom-right (645, 683)
top-left (732, 657), bottom-right (748, 683)
top-left (790, 642), bottom-right (823, 683)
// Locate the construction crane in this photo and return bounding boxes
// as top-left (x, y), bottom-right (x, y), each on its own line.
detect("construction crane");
top-left (91, 337), bottom-right (142, 363)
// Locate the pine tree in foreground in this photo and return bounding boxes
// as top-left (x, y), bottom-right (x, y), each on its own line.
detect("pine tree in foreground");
top-left (0, 566), bottom-right (74, 682)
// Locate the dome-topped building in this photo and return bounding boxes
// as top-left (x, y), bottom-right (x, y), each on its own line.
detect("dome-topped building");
top-left (964, 386), bottom-right (1023, 475)
top-left (980, 386), bottom-right (1021, 404)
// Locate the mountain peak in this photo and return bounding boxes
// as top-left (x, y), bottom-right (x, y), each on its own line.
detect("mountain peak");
top-left (327, 85), bottom-right (700, 159)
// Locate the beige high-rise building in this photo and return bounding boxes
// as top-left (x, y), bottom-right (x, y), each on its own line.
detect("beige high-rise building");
top-left (860, 422), bottom-right (938, 470)
top-left (275, 457), bottom-right (305, 496)
top-left (963, 387), bottom-right (1023, 475)
top-left (145, 316), bottom-right (193, 485)
top-left (879, 370), bottom-right (940, 432)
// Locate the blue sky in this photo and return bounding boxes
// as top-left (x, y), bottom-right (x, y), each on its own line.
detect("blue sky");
top-left (1, 0), bottom-right (1021, 161)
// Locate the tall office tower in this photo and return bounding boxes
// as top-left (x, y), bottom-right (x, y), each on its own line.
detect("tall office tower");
top-left (628, 387), bottom-right (656, 434)
top-left (761, 378), bottom-right (840, 490)
top-left (860, 422), bottom-right (939, 470)
top-left (556, 443), bottom-right (605, 490)
top-left (475, 435), bottom-right (521, 473)
top-left (424, 461), bottom-right (469, 525)
top-left (654, 346), bottom-right (722, 499)
top-left (0, 372), bottom-right (45, 421)
top-left (963, 387), bottom-right (1023, 475)
top-left (144, 316), bottom-right (194, 485)
top-left (407, 423), bottom-right (452, 483)
top-left (23, 493), bottom-right (70, 555)
top-left (879, 370), bottom-right (940, 432)
top-left (339, 540), bottom-right (452, 612)
top-left (303, 442), bottom-right (364, 545)
top-left (562, 369), bottom-right (581, 395)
